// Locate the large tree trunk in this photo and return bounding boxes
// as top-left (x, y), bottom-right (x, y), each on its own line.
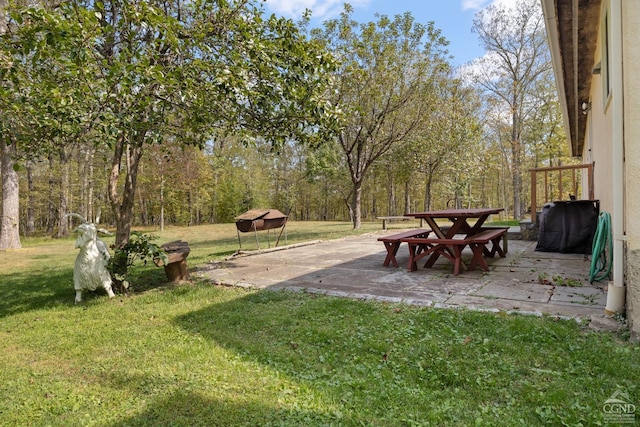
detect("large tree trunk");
top-left (0, 0), bottom-right (19, 251)
top-left (0, 138), bottom-right (22, 250)
top-left (109, 136), bottom-right (144, 247)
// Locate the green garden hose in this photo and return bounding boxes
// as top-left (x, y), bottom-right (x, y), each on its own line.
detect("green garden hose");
top-left (590, 211), bottom-right (612, 283)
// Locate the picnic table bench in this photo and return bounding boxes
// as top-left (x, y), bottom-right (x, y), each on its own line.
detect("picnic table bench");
top-left (403, 227), bottom-right (508, 275)
top-left (377, 228), bottom-right (431, 267)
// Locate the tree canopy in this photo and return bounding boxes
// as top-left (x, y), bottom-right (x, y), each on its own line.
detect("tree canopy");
top-left (0, 0), bottom-right (570, 247)
top-left (312, 5), bottom-right (451, 228)
top-left (0, 0), bottom-right (340, 246)
top-left (471, 0), bottom-right (554, 219)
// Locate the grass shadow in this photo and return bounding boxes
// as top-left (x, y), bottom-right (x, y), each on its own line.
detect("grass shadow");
top-left (0, 257), bottom-right (172, 319)
top-left (105, 383), bottom-right (352, 426)
top-left (0, 263), bottom-right (86, 317)
top-left (172, 287), bottom-right (626, 426)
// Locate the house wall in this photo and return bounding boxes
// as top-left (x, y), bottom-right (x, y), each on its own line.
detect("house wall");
top-left (586, 0), bottom-right (640, 338)
top-left (622, 0), bottom-right (640, 337)
top-left (587, 16), bottom-right (613, 213)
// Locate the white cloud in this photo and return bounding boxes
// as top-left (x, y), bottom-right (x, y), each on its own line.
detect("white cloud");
top-left (461, 0), bottom-right (490, 11)
top-left (264, 0), bottom-right (371, 21)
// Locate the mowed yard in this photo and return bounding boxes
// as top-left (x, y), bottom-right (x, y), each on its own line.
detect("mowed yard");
top-left (0, 221), bottom-right (638, 426)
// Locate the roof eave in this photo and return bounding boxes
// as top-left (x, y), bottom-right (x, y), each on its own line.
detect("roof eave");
top-left (541, 0), bottom-right (574, 155)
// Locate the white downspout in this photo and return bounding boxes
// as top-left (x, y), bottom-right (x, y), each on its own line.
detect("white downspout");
top-left (606, 0), bottom-right (626, 315)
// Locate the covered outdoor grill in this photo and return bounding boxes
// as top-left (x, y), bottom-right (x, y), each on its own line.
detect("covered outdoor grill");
top-left (535, 200), bottom-right (599, 254)
top-left (235, 209), bottom-right (288, 249)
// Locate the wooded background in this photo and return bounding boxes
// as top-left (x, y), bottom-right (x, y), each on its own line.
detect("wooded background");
top-left (1, 0), bottom-right (578, 247)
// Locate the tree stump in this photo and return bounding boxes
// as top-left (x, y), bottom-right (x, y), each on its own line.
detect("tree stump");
top-left (155, 240), bottom-right (190, 282)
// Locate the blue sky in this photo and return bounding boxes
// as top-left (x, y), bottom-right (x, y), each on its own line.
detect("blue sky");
top-left (263, 0), bottom-right (516, 66)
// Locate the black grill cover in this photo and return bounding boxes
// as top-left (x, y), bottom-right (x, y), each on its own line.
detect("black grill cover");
top-left (535, 200), bottom-right (599, 254)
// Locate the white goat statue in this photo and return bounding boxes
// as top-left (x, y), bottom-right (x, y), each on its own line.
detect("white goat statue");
top-left (67, 214), bottom-right (115, 303)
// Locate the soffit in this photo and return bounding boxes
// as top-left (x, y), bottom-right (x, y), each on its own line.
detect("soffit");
top-left (552, 0), bottom-right (601, 156)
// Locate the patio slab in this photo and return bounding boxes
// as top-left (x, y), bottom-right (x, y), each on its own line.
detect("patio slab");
top-left (195, 230), bottom-right (610, 321)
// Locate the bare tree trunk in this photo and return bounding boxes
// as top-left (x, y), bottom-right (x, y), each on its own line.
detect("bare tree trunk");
top-left (322, 179), bottom-right (328, 221)
top-left (511, 103), bottom-right (523, 219)
top-left (0, 0), bottom-right (20, 250)
top-left (109, 136), bottom-right (144, 247)
top-left (423, 172), bottom-right (434, 211)
top-left (386, 168), bottom-right (395, 215)
top-left (26, 161), bottom-right (36, 236)
top-left (137, 187), bottom-right (148, 226)
top-left (80, 146), bottom-right (96, 222)
top-left (371, 185), bottom-right (377, 220)
top-left (480, 174), bottom-right (487, 207)
top-left (343, 196), bottom-right (354, 225)
top-left (188, 186), bottom-right (194, 226)
top-left (47, 155), bottom-right (56, 235)
top-left (352, 181), bottom-right (362, 229)
top-left (57, 149), bottom-right (70, 238)
top-left (0, 138), bottom-right (21, 250)
top-left (159, 171), bottom-right (165, 231)
top-left (500, 165), bottom-right (509, 218)
top-left (404, 180), bottom-right (410, 214)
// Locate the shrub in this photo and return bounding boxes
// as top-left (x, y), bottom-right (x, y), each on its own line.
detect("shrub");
top-left (107, 232), bottom-right (168, 293)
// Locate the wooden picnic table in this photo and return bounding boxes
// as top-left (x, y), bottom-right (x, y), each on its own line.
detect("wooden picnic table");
top-left (403, 208), bottom-right (506, 274)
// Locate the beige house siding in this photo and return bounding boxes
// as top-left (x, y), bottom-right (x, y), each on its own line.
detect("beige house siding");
top-left (543, 0), bottom-right (640, 337)
top-left (622, 0), bottom-right (640, 336)
top-left (587, 95), bottom-right (613, 213)
top-left (588, 8), bottom-right (613, 215)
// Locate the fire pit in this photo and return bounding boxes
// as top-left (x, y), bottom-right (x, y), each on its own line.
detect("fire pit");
top-left (235, 209), bottom-right (288, 249)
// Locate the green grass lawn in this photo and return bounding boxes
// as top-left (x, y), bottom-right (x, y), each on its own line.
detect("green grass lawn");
top-left (0, 221), bottom-right (638, 426)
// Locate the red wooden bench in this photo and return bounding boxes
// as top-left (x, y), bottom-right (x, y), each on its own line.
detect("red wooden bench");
top-left (402, 227), bottom-right (508, 275)
top-left (466, 227), bottom-right (509, 271)
top-left (377, 228), bottom-right (431, 267)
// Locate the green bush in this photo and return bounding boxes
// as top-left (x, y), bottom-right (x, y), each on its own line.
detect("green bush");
top-left (107, 231), bottom-right (168, 293)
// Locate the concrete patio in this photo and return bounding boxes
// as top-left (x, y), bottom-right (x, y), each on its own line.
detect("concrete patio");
top-left (195, 229), bottom-right (613, 323)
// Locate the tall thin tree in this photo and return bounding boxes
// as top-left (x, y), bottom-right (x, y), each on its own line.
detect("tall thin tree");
top-left (471, 0), bottom-right (552, 219)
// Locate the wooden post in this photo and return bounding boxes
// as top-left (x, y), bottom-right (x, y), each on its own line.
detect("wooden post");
top-left (559, 169), bottom-right (563, 200)
top-left (531, 169), bottom-right (537, 222)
